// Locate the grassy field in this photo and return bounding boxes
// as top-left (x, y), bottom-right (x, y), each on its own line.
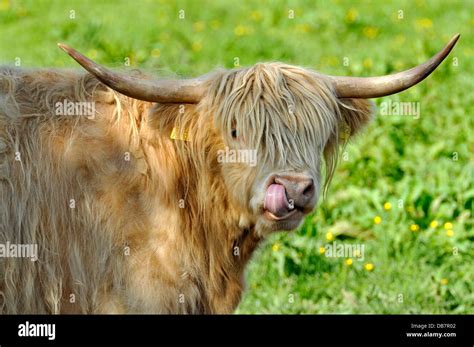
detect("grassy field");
top-left (1, 0), bottom-right (472, 313)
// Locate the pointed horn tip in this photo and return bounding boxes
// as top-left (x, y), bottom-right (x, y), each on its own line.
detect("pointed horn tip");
top-left (57, 43), bottom-right (68, 51)
top-left (451, 33), bottom-right (461, 45)
top-left (445, 33), bottom-right (460, 51)
top-left (439, 34), bottom-right (460, 59)
top-left (57, 43), bottom-right (76, 57)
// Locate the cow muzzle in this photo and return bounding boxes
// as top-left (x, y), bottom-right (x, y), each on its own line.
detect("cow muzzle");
top-left (263, 173), bottom-right (316, 222)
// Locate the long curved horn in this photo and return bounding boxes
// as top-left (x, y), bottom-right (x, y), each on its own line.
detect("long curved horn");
top-left (331, 34), bottom-right (460, 98)
top-left (58, 43), bottom-right (208, 103)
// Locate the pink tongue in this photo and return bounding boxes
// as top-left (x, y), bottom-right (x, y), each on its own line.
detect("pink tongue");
top-left (264, 184), bottom-right (291, 217)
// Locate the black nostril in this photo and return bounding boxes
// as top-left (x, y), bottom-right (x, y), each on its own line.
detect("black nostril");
top-left (274, 175), bottom-right (315, 206)
top-left (302, 180), bottom-right (314, 196)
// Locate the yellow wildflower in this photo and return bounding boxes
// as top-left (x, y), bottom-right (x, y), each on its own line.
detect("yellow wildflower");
top-left (363, 58), bottom-right (373, 69)
top-left (151, 48), bottom-right (161, 58)
top-left (0, 0), bottom-right (10, 11)
top-left (234, 25), bottom-right (251, 36)
top-left (295, 24), bottom-right (311, 33)
top-left (363, 26), bottom-right (379, 39)
top-left (364, 263), bottom-right (374, 271)
top-left (191, 42), bottom-right (202, 52)
top-left (250, 10), bottom-right (262, 22)
top-left (345, 8), bottom-right (358, 23)
top-left (193, 21), bottom-right (205, 32)
top-left (416, 18), bottom-right (433, 29)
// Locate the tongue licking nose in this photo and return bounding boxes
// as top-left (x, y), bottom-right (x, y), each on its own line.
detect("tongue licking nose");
top-left (264, 184), bottom-right (294, 217)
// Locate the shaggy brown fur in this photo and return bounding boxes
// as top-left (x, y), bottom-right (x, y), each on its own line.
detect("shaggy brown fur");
top-left (0, 63), bottom-right (372, 313)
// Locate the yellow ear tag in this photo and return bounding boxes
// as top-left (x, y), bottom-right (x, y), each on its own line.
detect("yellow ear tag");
top-left (170, 127), bottom-right (190, 141)
top-left (339, 121), bottom-right (351, 143)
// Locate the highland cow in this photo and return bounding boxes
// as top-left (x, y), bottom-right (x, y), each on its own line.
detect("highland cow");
top-left (0, 35), bottom-right (459, 313)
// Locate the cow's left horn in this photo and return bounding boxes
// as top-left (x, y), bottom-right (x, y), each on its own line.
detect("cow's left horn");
top-left (58, 43), bottom-right (208, 103)
top-left (330, 34), bottom-right (460, 98)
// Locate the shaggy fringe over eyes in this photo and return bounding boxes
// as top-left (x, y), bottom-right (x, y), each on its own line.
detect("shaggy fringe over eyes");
top-left (204, 62), bottom-right (359, 193)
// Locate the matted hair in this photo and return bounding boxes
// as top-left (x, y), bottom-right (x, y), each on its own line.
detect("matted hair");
top-left (0, 62), bottom-right (372, 313)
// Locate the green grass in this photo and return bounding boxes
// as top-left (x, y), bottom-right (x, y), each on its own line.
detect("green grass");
top-left (1, 0), bottom-right (472, 313)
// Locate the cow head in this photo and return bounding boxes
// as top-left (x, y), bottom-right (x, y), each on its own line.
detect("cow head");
top-left (201, 63), bottom-right (376, 233)
top-left (58, 34), bottom-right (459, 235)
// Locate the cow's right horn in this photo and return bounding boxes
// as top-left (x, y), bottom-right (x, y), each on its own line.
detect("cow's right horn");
top-left (330, 34), bottom-right (460, 99)
top-left (58, 43), bottom-right (208, 104)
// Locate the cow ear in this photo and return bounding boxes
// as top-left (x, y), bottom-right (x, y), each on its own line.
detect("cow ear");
top-left (337, 98), bottom-right (374, 140)
top-left (322, 98), bottom-right (374, 193)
